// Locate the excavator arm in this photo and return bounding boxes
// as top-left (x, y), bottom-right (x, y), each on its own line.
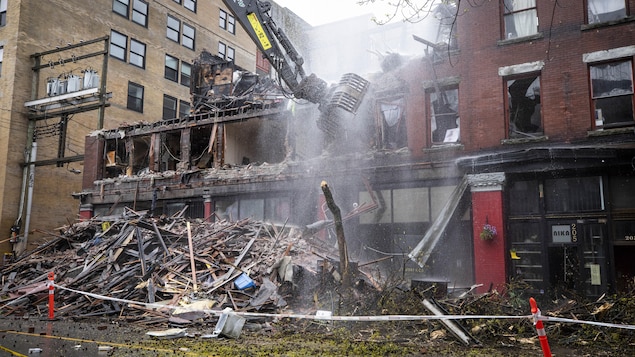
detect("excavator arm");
top-left (221, 0), bottom-right (328, 104)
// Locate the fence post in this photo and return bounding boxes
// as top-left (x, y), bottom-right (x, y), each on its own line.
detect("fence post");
top-left (530, 297), bottom-right (552, 357)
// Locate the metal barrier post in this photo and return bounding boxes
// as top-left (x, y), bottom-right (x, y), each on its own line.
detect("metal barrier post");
top-left (530, 297), bottom-right (552, 357)
top-left (47, 272), bottom-right (55, 320)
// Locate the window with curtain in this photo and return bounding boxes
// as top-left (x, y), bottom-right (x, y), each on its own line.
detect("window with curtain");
top-left (503, 0), bottom-right (538, 39)
top-left (590, 60), bottom-right (634, 128)
top-left (430, 87), bottom-right (459, 144)
top-left (378, 98), bottom-right (408, 149)
top-left (507, 74), bottom-right (542, 138)
top-left (587, 0), bottom-right (626, 24)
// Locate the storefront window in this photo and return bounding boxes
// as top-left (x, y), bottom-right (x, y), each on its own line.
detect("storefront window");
top-left (544, 176), bottom-right (604, 213)
top-left (509, 180), bottom-right (540, 215)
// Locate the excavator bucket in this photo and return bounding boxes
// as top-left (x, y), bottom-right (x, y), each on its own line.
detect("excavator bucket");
top-left (317, 73), bottom-right (370, 138)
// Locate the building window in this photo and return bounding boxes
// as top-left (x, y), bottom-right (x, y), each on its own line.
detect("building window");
top-left (181, 61), bottom-right (191, 87)
top-left (226, 46), bottom-right (235, 62)
top-left (132, 0), bottom-right (148, 27)
top-left (110, 30), bottom-right (127, 61)
top-left (220, 10), bottom-right (235, 34)
top-left (218, 42), bottom-right (226, 58)
top-left (506, 74), bottom-right (542, 138)
top-left (544, 177), bottom-right (604, 213)
top-left (179, 100), bottom-right (190, 118)
top-left (182, 23), bottom-right (195, 50)
top-left (590, 60), bottom-right (634, 129)
top-left (503, 0), bottom-right (538, 39)
top-left (163, 94), bottom-right (177, 119)
top-left (113, 0), bottom-right (129, 18)
top-left (129, 39), bottom-right (146, 68)
top-left (430, 87), bottom-right (460, 144)
top-left (165, 54), bottom-right (179, 82)
top-left (377, 98), bottom-right (408, 149)
top-left (587, 0), bottom-right (626, 24)
top-left (127, 82), bottom-right (144, 112)
top-left (184, 0), bottom-right (196, 13)
top-left (1, 0), bottom-right (8, 26)
top-left (167, 15), bottom-right (180, 43)
top-left (0, 46), bottom-right (3, 76)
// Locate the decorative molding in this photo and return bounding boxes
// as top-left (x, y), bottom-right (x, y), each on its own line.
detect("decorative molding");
top-left (467, 172), bottom-right (506, 192)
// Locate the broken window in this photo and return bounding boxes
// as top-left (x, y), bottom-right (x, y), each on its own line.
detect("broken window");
top-left (587, 0), bottom-right (626, 24)
top-left (503, 0), bottom-right (538, 39)
top-left (590, 60), bottom-right (634, 129)
top-left (506, 74), bottom-right (542, 138)
top-left (377, 98), bottom-right (408, 149)
top-left (430, 87), bottom-right (459, 144)
top-left (433, 2), bottom-right (458, 50)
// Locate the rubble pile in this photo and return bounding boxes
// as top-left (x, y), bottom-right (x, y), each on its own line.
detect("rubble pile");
top-left (0, 209), bottom-right (332, 324)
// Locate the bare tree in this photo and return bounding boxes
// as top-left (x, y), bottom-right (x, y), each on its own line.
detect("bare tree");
top-left (358, 0), bottom-right (458, 25)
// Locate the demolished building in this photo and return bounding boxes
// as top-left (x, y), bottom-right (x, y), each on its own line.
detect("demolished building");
top-left (75, 1), bottom-right (635, 301)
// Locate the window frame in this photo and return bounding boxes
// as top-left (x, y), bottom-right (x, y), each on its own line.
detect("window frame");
top-left (110, 30), bottom-right (128, 61)
top-left (182, 22), bottom-right (195, 50)
top-left (113, 0), bottom-right (129, 18)
top-left (220, 9), bottom-right (227, 29)
top-left (179, 100), bottom-right (190, 118)
top-left (127, 82), bottom-right (144, 113)
top-left (502, 0), bottom-right (539, 40)
top-left (589, 59), bottom-right (634, 129)
top-left (180, 61), bottom-right (191, 87)
top-left (218, 41), bottom-right (226, 59)
top-left (0, 0), bottom-right (8, 27)
top-left (428, 86), bottom-right (460, 145)
top-left (167, 15), bottom-right (180, 43)
top-left (163, 94), bottom-right (178, 119)
top-left (129, 38), bottom-right (146, 68)
top-left (184, 0), bottom-right (196, 13)
top-left (505, 72), bottom-right (543, 139)
top-left (165, 54), bottom-right (179, 82)
top-left (131, 0), bottom-right (148, 27)
top-left (586, 0), bottom-right (628, 25)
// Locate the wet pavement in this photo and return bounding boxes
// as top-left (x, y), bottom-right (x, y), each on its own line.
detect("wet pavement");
top-left (0, 317), bottom-right (166, 357)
